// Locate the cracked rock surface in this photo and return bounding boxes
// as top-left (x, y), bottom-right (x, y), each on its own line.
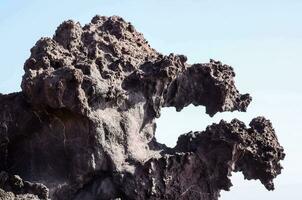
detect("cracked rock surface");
top-left (0, 15), bottom-right (284, 200)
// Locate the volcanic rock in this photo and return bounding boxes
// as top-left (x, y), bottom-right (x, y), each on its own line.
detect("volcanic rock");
top-left (0, 15), bottom-right (284, 200)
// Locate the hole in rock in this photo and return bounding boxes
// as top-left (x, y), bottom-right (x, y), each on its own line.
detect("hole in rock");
top-left (155, 105), bottom-right (251, 148)
top-left (220, 173), bottom-right (274, 200)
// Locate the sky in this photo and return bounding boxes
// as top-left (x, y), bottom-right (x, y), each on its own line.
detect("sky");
top-left (0, 0), bottom-right (301, 199)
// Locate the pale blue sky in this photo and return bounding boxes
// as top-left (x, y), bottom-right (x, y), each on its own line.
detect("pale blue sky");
top-left (0, 0), bottom-right (301, 199)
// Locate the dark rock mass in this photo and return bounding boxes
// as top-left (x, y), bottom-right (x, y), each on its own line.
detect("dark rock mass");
top-left (0, 15), bottom-right (285, 200)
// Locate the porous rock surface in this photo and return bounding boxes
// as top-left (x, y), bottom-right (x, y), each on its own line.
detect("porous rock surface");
top-left (0, 15), bottom-right (285, 200)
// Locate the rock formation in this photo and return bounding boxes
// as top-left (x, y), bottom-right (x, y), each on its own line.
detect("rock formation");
top-left (0, 15), bottom-right (285, 200)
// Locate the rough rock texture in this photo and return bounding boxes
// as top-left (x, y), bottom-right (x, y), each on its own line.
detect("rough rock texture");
top-left (0, 15), bottom-right (284, 200)
top-left (0, 171), bottom-right (48, 200)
